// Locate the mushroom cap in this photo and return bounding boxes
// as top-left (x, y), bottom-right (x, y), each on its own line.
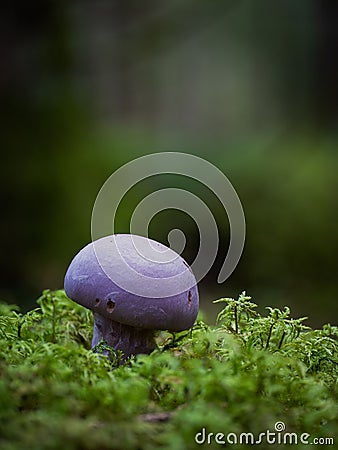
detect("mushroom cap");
top-left (64, 234), bottom-right (199, 331)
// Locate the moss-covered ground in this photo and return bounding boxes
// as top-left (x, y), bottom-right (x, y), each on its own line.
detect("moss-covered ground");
top-left (0, 290), bottom-right (337, 449)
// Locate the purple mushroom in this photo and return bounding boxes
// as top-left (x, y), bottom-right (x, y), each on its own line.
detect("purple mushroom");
top-left (64, 234), bottom-right (199, 359)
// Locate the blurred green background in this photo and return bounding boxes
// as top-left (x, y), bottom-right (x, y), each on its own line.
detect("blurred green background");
top-left (1, 1), bottom-right (337, 326)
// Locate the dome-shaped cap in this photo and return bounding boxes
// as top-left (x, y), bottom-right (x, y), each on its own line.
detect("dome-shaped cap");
top-left (64, 234), bottom-right (199, 331)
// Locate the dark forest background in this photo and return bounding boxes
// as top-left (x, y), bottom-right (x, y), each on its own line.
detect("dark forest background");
top-left (1, 1), bottom-right (337, 326)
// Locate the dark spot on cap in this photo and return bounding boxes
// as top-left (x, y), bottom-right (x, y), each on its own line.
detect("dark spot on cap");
top-left (95, 298), bottom-right (100, 307)
top-left (106, 299), bottom-right (115, 314)
top-left (188, 291), bottom-right (192, 308)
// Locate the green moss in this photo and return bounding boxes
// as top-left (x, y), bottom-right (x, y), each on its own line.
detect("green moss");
top-left (0, 290), bottom-right (337, 449)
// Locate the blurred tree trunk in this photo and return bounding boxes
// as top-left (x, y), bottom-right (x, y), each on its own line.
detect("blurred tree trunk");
top-left (314, 0), bottom-right (338, 130)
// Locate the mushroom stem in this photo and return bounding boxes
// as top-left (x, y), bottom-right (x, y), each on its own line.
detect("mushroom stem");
top-left (92, 313), bottom-right (156, 360)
